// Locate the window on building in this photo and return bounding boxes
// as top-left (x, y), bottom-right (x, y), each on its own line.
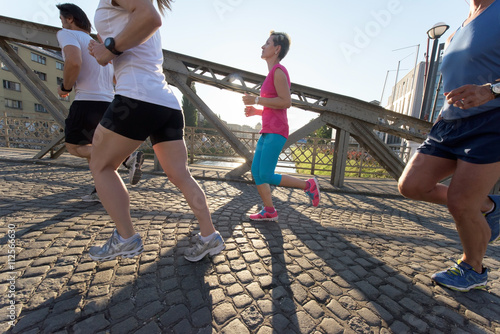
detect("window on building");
top-left (56, 77), bottom-right (63, 86)
top-left (34, 103), bottom-right (48, 113)
top-left (1, 62), bottom-right (8, 71)
top-left (33, 70), bottom-right (47, 81)
top-left (5, 99), bottom-right (23, 109)
top-left (3, 80), bottom-right (21, 91)
top-left (56, 61), bottom-right (64, 70)
top-left (31, 52), bottom-right (46, 65)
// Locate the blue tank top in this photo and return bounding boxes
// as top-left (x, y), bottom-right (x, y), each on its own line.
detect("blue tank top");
top-left (440, 0), bottom-right (500, 120)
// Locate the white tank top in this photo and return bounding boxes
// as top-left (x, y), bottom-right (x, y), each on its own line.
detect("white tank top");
top-left (94, 0), bottom-right (180, 110)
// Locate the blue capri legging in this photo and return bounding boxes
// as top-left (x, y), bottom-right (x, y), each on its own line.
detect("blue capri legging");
top-left (252, 133), bottom-right (287, 185)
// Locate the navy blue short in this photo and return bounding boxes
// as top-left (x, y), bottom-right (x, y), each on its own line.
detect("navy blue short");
top-left (417, 108), bottom-right (500, 164)
top-left (65, 100), bottom-right (110, 145)
top-left (100, 95), bottom-right (184, 145)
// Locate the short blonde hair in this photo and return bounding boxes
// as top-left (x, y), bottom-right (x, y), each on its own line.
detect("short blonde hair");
top-left (270, 31), bottom-right (291, 60)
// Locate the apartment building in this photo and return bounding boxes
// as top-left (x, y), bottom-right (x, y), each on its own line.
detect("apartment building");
top-left (1, 42), bottom-right (72, 121)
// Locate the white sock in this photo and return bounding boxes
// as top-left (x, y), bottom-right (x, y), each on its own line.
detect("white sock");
top-left (200, 232), bottom-right (217, 243)
top-left (117, 232), bottom-right (136, 243)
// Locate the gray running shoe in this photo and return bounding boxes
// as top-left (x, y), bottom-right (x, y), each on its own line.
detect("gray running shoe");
top-left (123, 151), bottom-right (144, 185)
top-left (89, 229), bottom-right (143, 261)
top-left (81, 189), bottom-right (100, 202)
top-left (184, 232), bottom-right (225, 262)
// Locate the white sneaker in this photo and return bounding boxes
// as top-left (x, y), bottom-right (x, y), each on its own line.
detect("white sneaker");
top-left (123, 151), bottom-right (144, 185)
top-left (184, 232), bottom-right (225, 262)
top-left (89, 229), bottom-right (143, 261)
top-left (81, 189), bottom-right (100, 202)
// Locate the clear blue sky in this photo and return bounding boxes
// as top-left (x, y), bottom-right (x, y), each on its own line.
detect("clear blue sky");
top-left (3, 0), bottom-right (469, 131)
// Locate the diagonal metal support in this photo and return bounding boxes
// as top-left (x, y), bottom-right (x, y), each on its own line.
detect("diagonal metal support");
top-left (0, 37), bottom-right (69, 159)
top-left (163, 70), bottom-right (253, 161)
top-left (321, 112), bottom-right (405, 181)
top-left (33, 132), bottom-right (66, 159)
top-left (0, 39), bottom-right (68, 126)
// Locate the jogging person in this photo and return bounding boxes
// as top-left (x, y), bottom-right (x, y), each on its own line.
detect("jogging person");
top-left (56, 3), bottom-right (144, 203)
top-left (87, 0), bottom-right (225, 262)
top-left (398, 0), bottom-right (500, 292)
top-left (242, 31), bottom-right (321, 222)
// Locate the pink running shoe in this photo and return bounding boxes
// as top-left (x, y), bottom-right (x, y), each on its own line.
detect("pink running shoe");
top-left (249, 208), bottom-right (278, 221)
top-left (305, 177), bottom-right (321, 207)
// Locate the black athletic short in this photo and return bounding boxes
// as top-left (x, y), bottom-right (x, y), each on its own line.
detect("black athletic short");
top-left (65, 100), bottom-right (110, 145)
top-left (99, 95), bottom-right (184, 145)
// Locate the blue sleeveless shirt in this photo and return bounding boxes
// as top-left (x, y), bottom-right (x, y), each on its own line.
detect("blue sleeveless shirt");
top-left (440, 0), bottom-right (500, 120)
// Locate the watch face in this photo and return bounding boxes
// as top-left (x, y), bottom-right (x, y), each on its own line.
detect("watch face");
top-left (104, 38), bottom-right (113, 48)
top-left (493, 83), bottom-right (500, 94)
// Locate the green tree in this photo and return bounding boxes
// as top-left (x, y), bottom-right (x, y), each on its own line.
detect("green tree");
top-left (309, 122), bottom-right (332, 139)
top-left (182, 82), bottom-right (198, 127)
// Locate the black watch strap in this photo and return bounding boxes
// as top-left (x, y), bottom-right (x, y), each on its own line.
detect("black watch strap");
top-left (105, 37), bottom-right (123, 56)
top-left (61, 82), bottom-right (72, 92)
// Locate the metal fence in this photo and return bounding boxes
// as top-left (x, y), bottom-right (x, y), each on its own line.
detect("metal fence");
top-left (0, 115), bottom-right (410, 178)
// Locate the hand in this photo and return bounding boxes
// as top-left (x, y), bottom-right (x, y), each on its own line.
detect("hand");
top-left (244, 106), bottom-right (256, 117)
top-left (242, 94), bottom-right (258, 106)
top-left (88, 39), bottom-right (114, 66)
top-left (57, 86), bottom-right (70, 98)
top-left (444, 84), bottom-right (494, 109)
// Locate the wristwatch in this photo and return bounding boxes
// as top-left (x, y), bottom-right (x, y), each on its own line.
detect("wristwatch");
top-left (60, 82), bottom-right (72, 92)
top-left (490, 82), bottom-right (500, 98)
top-left (104, 37), bottom-right (123, 56)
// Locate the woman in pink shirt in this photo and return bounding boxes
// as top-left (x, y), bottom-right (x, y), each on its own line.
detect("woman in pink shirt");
top-left (242, 31), bottom-right (321, 221)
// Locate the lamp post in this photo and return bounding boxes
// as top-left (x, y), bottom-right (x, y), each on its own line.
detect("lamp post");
top-left (419, 22), bottom-right (449, 120)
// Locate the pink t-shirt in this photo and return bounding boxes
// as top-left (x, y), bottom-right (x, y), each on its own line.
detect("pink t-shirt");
top-left (260, 64), bottom-right (291, 139)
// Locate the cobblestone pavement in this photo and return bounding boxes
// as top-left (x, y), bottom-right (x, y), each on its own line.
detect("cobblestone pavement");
top-left (0, 154), bottom-right (500, 333)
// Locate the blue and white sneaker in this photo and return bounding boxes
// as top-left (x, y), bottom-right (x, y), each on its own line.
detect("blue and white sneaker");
top-left (485, 195), bottom-right (500, 243)
top-left (431, 260), bottom-right (488, 292)
top-left (184, 232), bottom-right (225, 262)
top-left (89, 229), bottom-right (143, 261)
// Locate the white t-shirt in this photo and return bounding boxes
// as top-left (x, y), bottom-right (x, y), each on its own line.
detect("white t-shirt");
top-left (94, 0), bottom-right (181, 110)
top-left (56, 28), bottom-right (114, 102)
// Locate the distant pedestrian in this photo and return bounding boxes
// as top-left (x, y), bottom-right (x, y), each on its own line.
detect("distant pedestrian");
top-left (242, 31), bottom-right (320, 221)
top-left (87, 0), bottom-right (225, 262)
top-left (398, 0), bottom-right (500, 292)
top-left (56, 3), bottom-right (144, 203)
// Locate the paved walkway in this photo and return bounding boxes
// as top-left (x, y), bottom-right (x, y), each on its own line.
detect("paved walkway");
top-left (0, 148), bottom-right (499, 333)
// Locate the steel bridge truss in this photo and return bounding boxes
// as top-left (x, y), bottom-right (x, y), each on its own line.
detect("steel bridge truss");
top-left (0, 15), bottom-right (432, 186)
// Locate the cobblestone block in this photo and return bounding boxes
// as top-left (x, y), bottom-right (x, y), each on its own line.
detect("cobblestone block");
top-left (159, 303), bottom-right (189, 327)
top-left (11, 307), bottom-right (49, 334)
top-left (326, 299), bottom-right (350, 320)
top-left (303, 300), bottom-right (325, 319)
top-left (135, 321), bottom-right (162, 334)
top-left (110, 317), bottom-right (139, 334)
top-left (357, 307), bottom-right (381, 326)
top-left (390, 320), bottom-right (411, 334)
top-left (192, 307), bottom-right (212, 327)
top-left (213, 302), bottom-right (237, 325)
top-left (241, 305), bottom-right (264, 329)
top-left (221, 319), bottom-right (250, 334)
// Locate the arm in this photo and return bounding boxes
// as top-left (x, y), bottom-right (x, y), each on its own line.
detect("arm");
top-left (242, 68), bottom-right (292, 116)
top-left (89, 0), bottom-right (162, 66)
top-left (444, 81), bottom-right (498, 109)
top-left (58, 45), bottom-right (81, 97)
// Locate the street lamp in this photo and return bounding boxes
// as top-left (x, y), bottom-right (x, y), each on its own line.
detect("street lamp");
top-left (419, 22), bottom-right (449, 120)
